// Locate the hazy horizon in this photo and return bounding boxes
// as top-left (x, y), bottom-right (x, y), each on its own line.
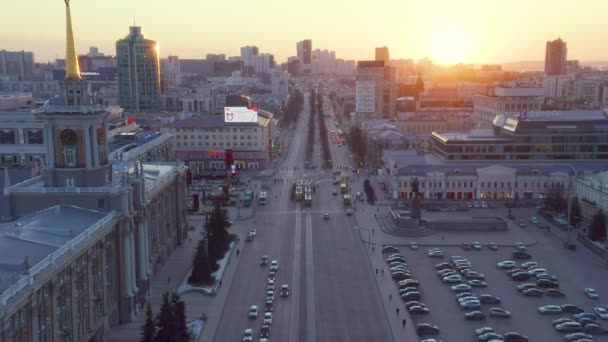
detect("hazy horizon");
top-left (2, 0), bottom-right (608, 65)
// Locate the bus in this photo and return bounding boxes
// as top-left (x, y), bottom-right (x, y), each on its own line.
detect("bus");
top-left (343, 194), bottom-right (351, 206)
top-left (304, 193), bottom-right (312, 207)
top-left (243, 190), bottom-right (253, 207)
top-left (259, 191), bottom-right (267, 205)
top-left (340, 183), bottom-right (347, 194)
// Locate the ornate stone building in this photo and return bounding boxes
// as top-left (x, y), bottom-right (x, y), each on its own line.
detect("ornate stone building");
top-left (0, 2), bottom-right (187, 341)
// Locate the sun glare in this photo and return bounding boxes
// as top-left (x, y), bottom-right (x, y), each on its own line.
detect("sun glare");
top-left (424, 26), bottom-right (475, 65)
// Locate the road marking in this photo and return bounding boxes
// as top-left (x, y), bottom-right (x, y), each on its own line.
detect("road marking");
top-left (289, 207), bottom-right (302, 342)
top-left (257, 209), bottom-right (348, 215)
top-left (305, 213), bottom-right (316, 342)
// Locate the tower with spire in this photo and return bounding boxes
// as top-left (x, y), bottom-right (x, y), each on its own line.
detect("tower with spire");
top-left (35, 0), bottom-right (119, 188)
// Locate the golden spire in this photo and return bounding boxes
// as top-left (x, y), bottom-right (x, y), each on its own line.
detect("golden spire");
top-left (64, 0), bottom-right (81, 81)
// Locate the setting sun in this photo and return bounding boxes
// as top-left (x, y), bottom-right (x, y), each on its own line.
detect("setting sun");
top-left (424, 26), bottom-right (475, 65)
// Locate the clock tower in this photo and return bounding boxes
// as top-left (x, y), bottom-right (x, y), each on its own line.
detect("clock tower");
top-left (36, 0), bottom-right (114, 188)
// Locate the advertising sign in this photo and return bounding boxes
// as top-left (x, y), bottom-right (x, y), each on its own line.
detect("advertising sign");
top-left (224, 106), bottom-right (258, 123)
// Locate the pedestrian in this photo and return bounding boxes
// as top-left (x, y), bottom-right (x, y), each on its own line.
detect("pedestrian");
top-left (189, 237), bottom-right (192, 245)
top-left (402, 318), bottom-right (406, 327)
top-left (389, 293), bottom-right (392, 301)
top-left (219, 280), bottom-right (222, 287)
top-left (371, 246), bottom-right (374, 252)
top-left (372, 228), bottom-right (375, 235)
top-left (396, 307), bottom-right (400, 315)
top-left (381, 269), bottom-right (384, 275)
top-left (237, 249), bottom-right (240, 256)
top-left (376, 268), bottom-right (378, 275)
top-left (168, 275), bottom-right (171, 284)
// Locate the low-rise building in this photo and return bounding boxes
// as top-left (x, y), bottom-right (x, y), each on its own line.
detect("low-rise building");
top-left (575, 171), bottom-right (608, 229)
top-left (472, 85), bottom-right (544, 125)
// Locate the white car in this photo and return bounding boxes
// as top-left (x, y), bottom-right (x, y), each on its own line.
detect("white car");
top-left (270, 260), bottom-right (279, 271)
top-left (585, 288), bottom-right (600, 299)
top-left (248, 305), bottom-right (258, 318)
top-left (263, 312), bottom-right (273, 325)
top-left (594, 307), bottom-right (608, 320)
top-left (249, 229), bottom-right (257, 237)
top-left (409, 241), bottom-right (419, 250)
top-left (497, 260), bottom-right (516, 269)
top-left (242, 328), bottom-right (254, 342)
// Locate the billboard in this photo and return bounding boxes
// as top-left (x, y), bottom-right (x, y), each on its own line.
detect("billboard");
top-left (224, 106), bottom-right (258, 123)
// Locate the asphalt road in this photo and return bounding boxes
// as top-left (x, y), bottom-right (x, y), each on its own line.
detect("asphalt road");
top-left (213, 90), bottom-right (391, 342)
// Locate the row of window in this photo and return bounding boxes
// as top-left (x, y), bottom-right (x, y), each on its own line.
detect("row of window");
top-left (176, 134), bottom-right (259, 140)
top-left (0, 129), bottom-right (44, 144)
top-left (398, 180), bottom-right (565, 189)
top-left (175, 127), bottom-right (258, 133)
top-left (177, 141), bottom-right (259, 147)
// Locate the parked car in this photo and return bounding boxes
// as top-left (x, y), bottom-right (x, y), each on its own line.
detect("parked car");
top-left (511, 272), bottom-right (532, 281)
top-left (555, 322), bottom-right (582, 333)
top-left (513, 251), bottom-right (531, 260)
top-left (460, 301), bottom-right (481, 310)
top-left (537, 279), bottom-right (559, 288)
top-left (538, 305), bottom-right (563, 314)
top-left (475, 327), bottom-right (495, 336)
top-left (564, 242), bottom-right (577, 250)
top-left (478, 332), bottom-right (503, 341)
top-left (553, 317), bottom-right (575, 326)
top-left (521, 261), bottom-right (538, 269)
top-left (442, 275), bottom-right (462, 283)
top-left (451, 284), bottom-right (472, 292)
top-left (489, 307), bottom-right (511, 318)
top-left (479, 294), bottom-right (501, 304)
top-left (584, 323), bottom-right (608, 334)
top-left (434, 262), bottom-right (452, 270)
top-left (545, 288), bottom-right (565, 297)
top-left (409, 306), bottom-right (430, 315)
top-left (469, 280), bottom-right (487, 287)
top-left (428, 250), bottom-right (444, 258)
top-left (564, 333), bottom-right (593, 342)
top-left (584, 288), bottom-right (600, 299)
top-left (382, 246), bottom-right (400, 254)
top-left (594, 307), bottom-right (608, 320)
top-left (487, 242), bottom-right (498, 250)
top-left (464, 311), bottom-right (486, 320)
top-left (517, 284), bottom-right (540, 292)
top-left (523, 288), bottom-right (544, 297)
top-left (503, 332), bottom-right (529, 342)
top-left (401, 291), bottom-right (422, 301)
top-left (416, 323), bottom-right (440, 336)
top-left (562, 304), bottom-right (585, 314)
top-left (497, 260), bottom-right (517, 269)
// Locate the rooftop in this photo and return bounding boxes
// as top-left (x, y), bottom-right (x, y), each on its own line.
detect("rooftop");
top-left (577, 171), bottom-right (608, 194)
top-left (0, 205), bottom-right (112, 293)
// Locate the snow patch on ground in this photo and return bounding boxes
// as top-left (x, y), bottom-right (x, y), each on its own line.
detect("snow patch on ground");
top-left (178, 241), bottom-right (235, 296)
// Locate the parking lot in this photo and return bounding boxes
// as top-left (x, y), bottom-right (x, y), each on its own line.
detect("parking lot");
top-left (380, 207), bottom-right (608, 342)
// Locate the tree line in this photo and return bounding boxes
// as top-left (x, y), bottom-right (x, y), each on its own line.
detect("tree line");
top-left (316, 92), bottom-right (332, 169)
top-left (281, 87), bottom-right (303, 127)
top-left (306, 89), bottom-right (316, 164)
top-left (141, 292), bottom-right (189, 342)
top-left (348, 126), bottom-right (367, 166)
top-left (543, 189), bottom-right (606, 242)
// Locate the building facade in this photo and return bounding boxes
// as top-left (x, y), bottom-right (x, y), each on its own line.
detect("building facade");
top-left (297, 40), bottom-right (312, 75)
top-left (545, 38), bottom-right (567, 75)
top-left (355, 60), bottom-right (397, 118)
top-left (375, 47), bottom-right (389, 65)
top-left (575, 172), bottom-right (608, 230)
top-left (472, 86), bottom-right (544, 124)
top-left (432, 111), bottom-right (608, 161)
top-left (116, 26), bottom-right (161, 112)
top-left (0, 50), bottom-right (35, 81)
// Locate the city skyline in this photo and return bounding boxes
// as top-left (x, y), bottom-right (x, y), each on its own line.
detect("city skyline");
top-left (2, 0), bottom-right (608, 65)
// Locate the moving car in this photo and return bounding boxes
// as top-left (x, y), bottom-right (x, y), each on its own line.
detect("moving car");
top-left (280, 284), bottom-right (290, 297)
top-left (260, 325), bottom-right (270, 338)
top-left (472, 242), bottom-right (482, 250)
top-left (514, 242), bottom-right (526, 251)
top-left (248, 305), bottom-right (258, 318)
top-left (489, 307), bottom-right (511, 318)
top-left (268, 271), bottom-right (276, 281)
top-left (264, 300), bottom-right (273, 312)
top-left (564, 242), bottom-right (577, 250)
top-left (410, 241), bottom-right (420, 250)
top-left (242, 328), bottom-right (254, 342)
top-left (584, 288), bottom-right (599, 299)
top-left (263, 312), bottom-right (273, 325)
top-left (487, 242), bottom-right (498, 250)
top-left (323, 212), bottom-right (329, 220)
top-left (260, 256), bottom-right (269, 266)
top-left (428, 250), bottom-right (444, 258)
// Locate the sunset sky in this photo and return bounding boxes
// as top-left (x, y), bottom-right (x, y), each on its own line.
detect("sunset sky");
top-left (1, 0), bottom-right (606, 65)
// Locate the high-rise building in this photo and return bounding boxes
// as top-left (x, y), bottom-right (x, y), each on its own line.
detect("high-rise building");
top-left (297, 39), bottom-right (312, 74)
top-left (160, 55), bottom-right (180, 89)
top-left (0, 50), bottom-right (35, 80)
top-left (375, 46), bottom-right (389, 65)
top-left (240, 46), bottom-right (259, 76)
top-left (312, 49), bottom-right (336, 75)
top-left (355, 60), bottom-right (397, 118)
top-left (116, 26), bottom-right (161, 112)
top-left (253, 53), bottom-right (274, 74)
top-left (545, 38), bottom-right (567, 75)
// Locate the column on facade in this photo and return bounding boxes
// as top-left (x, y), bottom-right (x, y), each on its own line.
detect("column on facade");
top-left (92, 126), bottom-right (100, 167)
top-left (122, 230), bottom-right (132, 296)
top-left (476, 176), bottom-right (481, 199)
top-left (83, 125), bottom-right (93, 168)
top-left (511, 173), bottom-right (517, 199)
top-left (129, 227), bottom-right (138, 294)
top-left (45, 126), bottom-right (55, 167)
top-left (138, 221), bottom-right (147, 280)
top-left (144, 219), bottom-right (151, 276)
top-left (424, 175), bottom-right (430, 199)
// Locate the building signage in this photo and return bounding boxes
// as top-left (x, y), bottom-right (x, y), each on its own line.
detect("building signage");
top-left (224, 107), bottom-right (258, 123)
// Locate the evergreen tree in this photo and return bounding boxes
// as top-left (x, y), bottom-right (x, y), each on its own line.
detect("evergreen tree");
top-left (189, 237), bottom-right (212, 285)
top-left (588, 210), bottom-right (607, 242)
top-left (171, 293), bottom-right (190, 342)
top-left (207, 200), bottom-right (231, 266)
top-left (154, 293), bottom-right (174, 342)
top-left (141, 304), bottom-right (156, 342)
top-left (569, 196), bottom-right (583, 228)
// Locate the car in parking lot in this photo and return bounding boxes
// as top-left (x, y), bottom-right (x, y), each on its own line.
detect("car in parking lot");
top-left (511, 272), bottom-right (532, 281)
top-left (553, 317), bottom-right (575, 326)
top-left (464, 310), bottom-right (486, 320)
top-left (409, 305), bottom-right (430, 315)
top-left (478, 332), bottom-right (503, 341)
top-left (536, 273), bottom-right (558, 281)
top-left (523, 288), bottom-right (543, 296)
top-left (469, 280), bottom-right (487, 287)
top-left (594, 307), bottom-right (608, 320)
top-left (451, 284), bottom-right (472, 292)
top-left (514, 242), bottom-right (526, 251)
top-left (459, 300), bottom-right (481, 310)
top-left (503, 332), bottom-right (529, 342)
top-left (562, 304), bottom-right (585, 314)
top-left (517, 283), bottom-right (540, 292)
top-left (577, 317), bottom-right (596, 326)
top-left (497, 260), bottom-right (517, 269)
top-left (564, 333), bottom-right (593, 342)
top-left (434, 262), bottom-right (452, 270)
top-left (489, 307), bottom-right (511, 318)
top-left (400, 279), bottom-right (420, 287)
top-left (521, 261), bottom-right (538, 269)
top-left (472, 242), bottom-right (482, 250)
top-left (455, 291), bottom-right (474, 299)
top-left (402, 291), bottom-right (422, 301)
top-left (442, 275), bottom-right (462, 283)
top-left (527, 268), bottom-right (547, 275)
top-left (392, 271), bottom-right (412, 281)
top-left (475, 327), bottom-right (495, 336)
top-left (427, 249), bottom-right (444, 258)
top-left (387, 254), bottom-right (406, 263)
top-left (487, 242), bottom-right (498, 250)
top-left (416, 323), bottom-right (440, 336)
top-left (400, 287), bottom-right (419, 295)
top-left (555, 321), bottom-right (583, 333)
top-left (479, 294), bottom-right (501, 304)
top-left (584, 323), bottom-right (608, 334)
top-left (410, 241), bottom-right (420, 250)
top-left (545, 288), bottom-right (565, 297)
top-left (537, 279), bottom-right (558, 288)
top-left (538, 305), bottom-right (562, 314)
top-left (584, 288), bottom-right (599, 299)
top-left (382, 246), bottom-right (400, 254)
top-left (513, 251), bottom-right (531, 260)
top-left (464, 271), bottom-right (485, 280)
